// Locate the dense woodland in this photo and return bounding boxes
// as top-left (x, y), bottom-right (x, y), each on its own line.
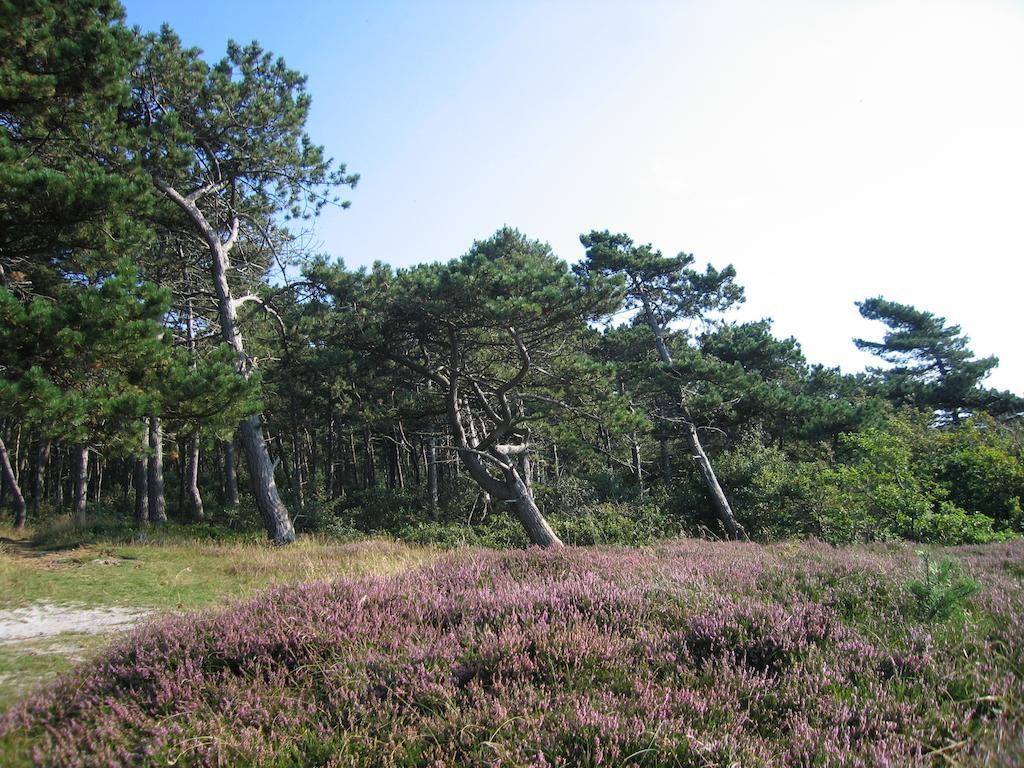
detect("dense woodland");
top-left (3, 1), bottom-right (1024, 550)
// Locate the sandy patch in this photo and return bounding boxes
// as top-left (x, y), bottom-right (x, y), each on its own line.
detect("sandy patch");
top-left (0, 602), bottom-right (152, 643)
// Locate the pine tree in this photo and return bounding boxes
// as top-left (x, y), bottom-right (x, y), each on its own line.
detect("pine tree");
top-left (0, 0), bottom-right (150, 291)
top-left (855, 297), bottom-right (1022, 424)
top-left (578, 231), bottom-right (746, 539)
top-left (127, 27), bottom-right (358, 543)
top-left (318, 228), bottom-right (618, 547)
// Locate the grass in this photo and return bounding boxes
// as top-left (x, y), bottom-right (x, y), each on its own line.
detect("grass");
top-left (0, 634), bottom-right (111, 711)
top-left (0, 522), bottom-right (437, 709)
top-left (0, 525), bottom-right (435, 611)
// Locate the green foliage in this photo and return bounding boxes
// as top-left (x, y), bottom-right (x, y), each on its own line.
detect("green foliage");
top-left (856, 297), bottom-right (1023, 423)
top-left (158, 343), bottom-right (262, 441)
top-left (3, 1), bottom-right (1023, 554)
top-left (578, 230), bottom-right (743, 322)
top-left (906, 552), bottom-right (979, 622)
top-left (808, 417), bottom-right (1010, 544)
top-left (920, 417), bottom-right (1024, 530)
top-left (704, 433), bottom-right (812, 539)
top-left (0, 265), bottom-right (171, 450)
top-left (130, 25), bottom-right (357, 221)
top-left (0, 0), bottom-right (151, 285)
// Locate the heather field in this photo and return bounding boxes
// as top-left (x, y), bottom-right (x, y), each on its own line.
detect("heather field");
top-left (1, 540), bottom-right (1022, 767)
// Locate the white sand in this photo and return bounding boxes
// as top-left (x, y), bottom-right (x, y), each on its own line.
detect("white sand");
top-left (0, 602), bottom-right (152, 643)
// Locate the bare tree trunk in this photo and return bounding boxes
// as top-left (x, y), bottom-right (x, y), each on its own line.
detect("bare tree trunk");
top-left (517, 450), bottom-right (534, 498)
top-left (631, 436), bottom-right (643, 494)
top-left (187, 437), bottom-right (204, 521)
top-left (176, 436), bottom-right (186, 518)
top-left (32, 437), bottom-right (49, 522)
top-left (54, 448), bottom-right (64, 508)
top-left (325, 412), bottom-right (335, 498)
top-left (147, 415), bottom-right (166, 523)
top-left (272, 433), bottom-right (294, 497)
top-left (446, 386), bottom-right (563, 548)
top-left (72, 444), bottom-right (88, 526)
top-left (92, 457), bottom-right (103, 503)
top-left (684, 422), bottom-right (741, 539)
top-left (11, 425), bottom-right (21, 487)
top-left (347, 431), bottom-right (358, 486)
top-left (393, 425), bottom-right (406, 489)
top-left (134, 455), bottom-right (149, 526)
top-left (385, 426), bottom-right (404, 490)
top-left (288, 401), bottom-right (305, 510)
top-left (362, 427), bottom-right (375, 489)
top-left (154, 179), bottom-right (294, 544)
top-left (659, 434), bottom-right (671, 483)
top-left (425, 435), bottom-right (439, 512)
top-left (183, 293), bottom-right (201, 521)
top-left (0, 435), bottom-right (27, 529)
top-left (222, 440), bottom-right (239, 507)
top-left (240, 415), bottom-right (294, 542)
top-left (505, 462), bottom-right (561, 548)
top-left (641, 298), bottom-right (742, 539)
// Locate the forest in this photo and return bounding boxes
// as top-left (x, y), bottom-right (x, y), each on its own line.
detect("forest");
top-left (3, 2), bottom-right (1023, 550)
top-left (1, 2), bottom-right (1023, 766)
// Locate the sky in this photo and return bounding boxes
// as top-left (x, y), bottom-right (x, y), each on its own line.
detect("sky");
top-left (121, 0), bottom-right (1024, 392)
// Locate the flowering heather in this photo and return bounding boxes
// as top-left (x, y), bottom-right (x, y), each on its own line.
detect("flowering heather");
top-left (1, 539), bottom-right (1022, 766)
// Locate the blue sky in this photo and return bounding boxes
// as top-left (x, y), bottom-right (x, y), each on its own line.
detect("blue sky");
top-left (122, 0), bottom-right (1024, 391)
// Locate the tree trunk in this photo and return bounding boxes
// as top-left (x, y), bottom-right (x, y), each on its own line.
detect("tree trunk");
top-left (72, 444), bottom-right (88, 526)
top-left (288, 401), bottom-right (305, 510)
top-left (659, 434), bottom-right (672, 483)
top-left (222, 440), bottom-right (239, 507)
top-left (32, 437), bottom-right (49, 522)
top-left (307, 427), bottom-right (317, 490)
top-left (134, 455), bottom-right (149, 526)
top-left (240, 415), bottom-right (294, 543)
top-left (393, 425), bottom-right (405, 489)
top-left (517, 450), bottom-right (534, 498)
top-left (182, 292), bottom-right (202, 522)
top-left (631, 436), bottom-right (643, 494)
top-left (147, 415), bottom-right (166, 523)
top-left (325, 412), bottom-right (335, 498)
top-left (92, 457), bottom-right (103, 503)
top-left (641, 297), bottom-right (742, 539)
top-left (446, 384), bottom-right (562, 548)
top-left (0, 435), bottom-right (27, 529)
top-left (176, 436), bottom-right (186, 518)
top-left (684, 422), bottom-right (742, 539)
top-left (54, 448), bottom-right (64, 508)
top-left (505, 463), bottom-right (562, 548)
top-left (187, 437), bottom-right (204, 521)
top-left (272, 433), bottom-right (294, 498)
top-left (362, 427), bottom-right (375, 488)
top-left (347, 431), bottom-right (359, 486)
top-left (154, 178), bottom-right (294, 543)
top-left (425, 435), bottom-right (439, 512)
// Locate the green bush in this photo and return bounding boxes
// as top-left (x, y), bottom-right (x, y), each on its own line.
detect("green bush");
top-left (906, 552), bottom-right (979, 622)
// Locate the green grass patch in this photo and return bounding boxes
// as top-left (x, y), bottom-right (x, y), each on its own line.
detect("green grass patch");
top-left (0, 529), bottom-right (436, 611)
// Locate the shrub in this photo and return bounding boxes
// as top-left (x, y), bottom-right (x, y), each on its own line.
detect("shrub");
top-left (906, 552), bottom-right (979, 622)
top-left (2, 541), bottom-right (1022, 766)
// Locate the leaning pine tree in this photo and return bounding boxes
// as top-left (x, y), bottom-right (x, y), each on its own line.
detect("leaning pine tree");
top-left (855, 297), bottom-right (1023, 425)
top-left (579, 231), bottom-right (747, 539)
top-left (128, 28), bottom-right (357, 542)
top-left (314, 228), bottom-right (619, 548)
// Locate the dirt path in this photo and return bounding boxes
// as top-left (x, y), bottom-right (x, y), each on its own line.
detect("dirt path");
top-left (0, 602), bottom-right (153, 643)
